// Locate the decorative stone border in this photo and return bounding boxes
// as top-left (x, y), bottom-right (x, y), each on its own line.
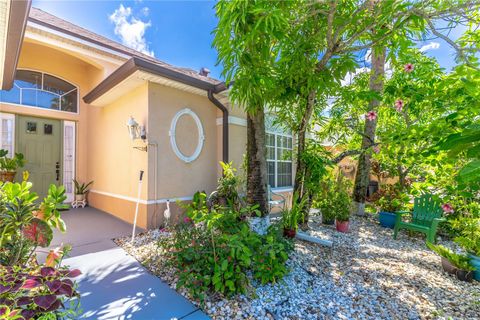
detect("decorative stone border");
top-left (169, 108), bottom-right (205, 163)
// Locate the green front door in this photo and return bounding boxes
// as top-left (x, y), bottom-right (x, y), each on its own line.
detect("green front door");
top-left (17, 116), bottom-right (61, 199)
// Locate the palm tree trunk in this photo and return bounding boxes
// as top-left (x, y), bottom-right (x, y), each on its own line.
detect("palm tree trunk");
top-left (353, 45), bottom-right (386, 216)
top-left (246, 109), bottom-right (268, 216)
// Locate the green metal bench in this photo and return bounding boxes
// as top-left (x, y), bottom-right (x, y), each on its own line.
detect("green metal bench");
top-left (393, 193), bottom-right (446, 243)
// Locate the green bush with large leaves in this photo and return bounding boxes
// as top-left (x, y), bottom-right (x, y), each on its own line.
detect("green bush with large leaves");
top-left (0, 181), bottom-right (68, 266)
top-left (159, 192), bottom-right (292, 301)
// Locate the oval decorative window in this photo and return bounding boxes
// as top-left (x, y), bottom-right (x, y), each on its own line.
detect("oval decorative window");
top-left (169, 108), bottom-right (205, 163)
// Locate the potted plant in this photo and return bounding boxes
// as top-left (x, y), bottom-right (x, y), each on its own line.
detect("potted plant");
top-left (0, 149), bottom-right (25, 182)
top-left (282, 193), bottom-right (305, 238)
top-left (373, 185), bottom-right (408, 229)
top-left (451, 216), bottom-right (480, 281)
top-left (73, 179), bottom-right (93, 202)
top-left (319, 199), bottom-right (335, 225)
top-left (320, 199), bottom-right (335, 225)
top-left (427, 243), bottom-right (475, 282)
top-left (334, 189), bottom-right (352, 233)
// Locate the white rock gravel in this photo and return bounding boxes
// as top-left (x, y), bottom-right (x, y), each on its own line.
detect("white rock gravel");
top-left (116, 217), bottom-right (479, 320)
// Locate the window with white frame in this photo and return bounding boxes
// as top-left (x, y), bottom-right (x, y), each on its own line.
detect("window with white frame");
top-left (0, 70), bottom-right (78, 113)
top-left (0, 113), bottom-right (15, 157)
top-left (266, 115), bottom-right (293, 188)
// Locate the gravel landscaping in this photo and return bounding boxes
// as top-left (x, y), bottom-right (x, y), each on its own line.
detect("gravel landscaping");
top-left (116, 216), bottom-right (479, 320)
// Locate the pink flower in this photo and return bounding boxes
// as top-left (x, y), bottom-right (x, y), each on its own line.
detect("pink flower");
top-left (394, 99), bottom-right (404, 112)
top-left (404, 63), bottom-right (414, 73)
top-left (373, 145), bottom-right (380, 154)
top-left (366, 111), bottom-right (377, 121)
top-left (183, 217), bottom-right (193, 224)
top-left (441, 203), bottom-right (454, 214)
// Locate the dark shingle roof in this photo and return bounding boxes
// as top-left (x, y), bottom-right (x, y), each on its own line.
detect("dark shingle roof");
top-left (28, 7), bottom-right (221, 85)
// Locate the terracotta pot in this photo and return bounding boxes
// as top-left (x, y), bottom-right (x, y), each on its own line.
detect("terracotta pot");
top-left (75, 194), bottom-right (86, 201)
top-left (0, 171), bottom-right (16, 182)
top-left (455, 269), bottom-right (473, 282)
top-left (283, 228), bottom-right (296, 239)
top-left (335, 220), bottom-right (349, 233)
top-left (441, 257), bottom-right (457, 275)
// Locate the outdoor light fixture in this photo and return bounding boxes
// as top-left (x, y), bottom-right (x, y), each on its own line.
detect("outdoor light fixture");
top-left (126, 116), bottom-right (147, 141)
top-left (127, 116), bottom-right (147, 151)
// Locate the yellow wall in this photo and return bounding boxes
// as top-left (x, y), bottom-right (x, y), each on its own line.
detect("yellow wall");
top-left (0, 41), bottom-right (106, 184)
top-left (86, 83), bottom-right (149, 199)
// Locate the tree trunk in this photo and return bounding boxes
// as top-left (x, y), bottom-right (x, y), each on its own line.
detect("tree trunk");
top-left (294, 90), bottom-right (316, 229)
top-left (353, 45), bottom-right (386, 216)
top-left (246, 110), bottom-right (269, 216)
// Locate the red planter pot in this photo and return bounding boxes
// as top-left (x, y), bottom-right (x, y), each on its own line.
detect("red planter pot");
top-left (335, 220), bottom-right (349, 233)
top-left (283, 228), bottom-right (296, 239)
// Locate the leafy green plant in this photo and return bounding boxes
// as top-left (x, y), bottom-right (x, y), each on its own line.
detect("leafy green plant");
top-left (373, 184), bottom-right (409, 213)
top-left (427, 242), bottom-right (474, 271)
top-left (207, 162), bottom-right (244, 210)
top-left (72, 180), bottom-right (93, 195)
top-left (282, 192), bottom-right (306, 231)
top-left (315, 172), bottom-right (352, 222)
top-left (335, 188), bottom-right (352, 222)
top-left (0, 182), bottom-right (67, 266)
top-left (0, 150), bottom-right (25, 173)
top-left (451, 215), bottom-right (480, 256)
top-left (252, 225), bottom-right (292, 284)
top-left (160, 192), bottom-right (292, 301)
top-left (0, 264), bottom-right (81, 319)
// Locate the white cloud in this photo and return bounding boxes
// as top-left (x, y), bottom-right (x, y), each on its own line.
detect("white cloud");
top-left (141, 7), bottom-right (150, 16)
top-left (341, 67), bottom-right (370, 86)
top-left (109, 4), bottom-right (154, 56)
top-left (419, 41), bottom-right (440, 52)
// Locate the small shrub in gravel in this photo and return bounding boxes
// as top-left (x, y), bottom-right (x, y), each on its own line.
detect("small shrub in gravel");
top-left (158, 192), bottom-right (293, 301)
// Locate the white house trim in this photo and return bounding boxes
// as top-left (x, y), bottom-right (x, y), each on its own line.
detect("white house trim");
top-left (63, 121), bottom-right (75, 202)
top-left (0, 112), bottom-right (15, 156)
top-left (216, 116), bottom-right (247, 127)
top-left (90, 189), bottom-right (193, 205)
top-left (169, 108), bottom-right (205, 163)
top-left (27, 22), bottom-right (130, 59)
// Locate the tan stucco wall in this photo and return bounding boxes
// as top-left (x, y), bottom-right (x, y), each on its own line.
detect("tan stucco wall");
top-left (147, 82), bottom-right (219, 201)
top-left (86, 83), bottom-right (149, 199)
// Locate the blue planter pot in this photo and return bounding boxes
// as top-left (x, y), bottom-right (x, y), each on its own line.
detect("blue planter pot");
top-left (468, 253), bottom-right (480, 281)
top-left (379, 211), bottom-right (396, 229)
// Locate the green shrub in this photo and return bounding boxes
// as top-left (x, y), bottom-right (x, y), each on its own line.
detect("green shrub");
top-left (315, 173), bottom-right (352, 222)
top-left (427, 242), bottom-right (474, 271)
top-left (0, 181), bottom-right (68, 266)
top-left (253, 225), bottom-right (292, 284)
top-left (451, 215), bottom-right (480, 256)
top-left (159, 192), bottom-right (292, 301)
top-left (0, 150), bottom-right (25, 173)
top-left (372, 184), bottom-right (409, 213)
top-left (282, 192), bottom-right (306, 230)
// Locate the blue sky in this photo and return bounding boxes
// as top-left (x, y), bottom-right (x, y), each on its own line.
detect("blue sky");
top-left (31, 0), bottom-right (463, 80)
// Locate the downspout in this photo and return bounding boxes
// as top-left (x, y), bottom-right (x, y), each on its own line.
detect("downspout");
top-left (208, 89), bottom-right (229, 163)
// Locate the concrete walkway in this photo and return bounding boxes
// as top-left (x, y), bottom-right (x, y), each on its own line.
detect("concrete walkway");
top-left (45, 208), bottom-right (209, 320)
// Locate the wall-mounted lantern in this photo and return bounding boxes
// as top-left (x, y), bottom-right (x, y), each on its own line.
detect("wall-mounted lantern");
top-left (127, 116), bottom-right (147, 151)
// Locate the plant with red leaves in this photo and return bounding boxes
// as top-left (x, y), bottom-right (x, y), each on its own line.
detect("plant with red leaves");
top-left (0, 264), bottom-right (81, 319)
